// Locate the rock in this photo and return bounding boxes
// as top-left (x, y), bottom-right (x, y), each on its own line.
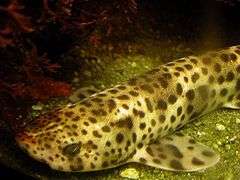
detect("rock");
top-left (131, 62), bottom-right (137, 67)
top-left (215, 123), bottom-right (226, 131)
top-left (120, 168), bottom-right (139, 179)
top-left (32, 104), bottom-right (43, 111)
top-left (235, 118), bottom-right (240, 124)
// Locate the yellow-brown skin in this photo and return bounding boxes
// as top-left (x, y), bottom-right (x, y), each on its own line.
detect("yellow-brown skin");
top-left (16, 45), bottom-right (240, 172)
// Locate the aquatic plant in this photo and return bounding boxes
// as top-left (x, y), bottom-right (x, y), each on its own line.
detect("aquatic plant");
top-left (0, 0), bottom-right (138, 129)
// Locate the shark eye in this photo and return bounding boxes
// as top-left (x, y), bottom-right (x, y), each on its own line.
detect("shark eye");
top-left (62, 143), bottom-right (81, 157)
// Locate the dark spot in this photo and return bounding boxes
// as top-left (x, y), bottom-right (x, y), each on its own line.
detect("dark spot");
top-left (91, 109), bottom-right (107, 116)
top-left (105, 141), bottom-right (111, 147)
top-left (152, 159), bottom-right (161, 164)
top-left (98, 93), bottom-right (107, 97)
top-left (159, 115), bottom-right (166, 123)
top-left (140, 84), bottom-right (154, 94)
top-left (139, 157), bottom-right (147, 163)
top-left (220, 88), bottom-right (228, 96)
top-left (192, 157), bottom-right (205, 165)
top-left (176, 83), bottom-right (183, 95)
top-left (145, 98), bottom-right (153, 112)
top-left (166, 62), bottom-right (175, 66)
top-left (139, 123), bottom-right (146, 130)
top-left (162, 73), bottom-right (172, 79)
top-left (214, 63), bottom-right (222, 73)
top-left (91, 98), bottom-right (102, 103)
top-left (137, 101), bottom-right (141, 106)
top-left (184, 77), bottom-right (188, 83)
top-left (104, 151), bottom-right (110, 157)
top-left (129, 91), bottom-right (139, 97)
top-left (102, 125), bottom-right (111, 132)
top-left (109, 89), bottom-right (118, 94)
top-left (187, 146), bottom-right (194, 150)
top-left (83, 121), bottom-right (89, 126)
top-left (62, 143), bottom-right (81, 157)
top-left (230, 53), bottom-right (237, 61)
top-left (170, 159), bottom-right (185, 170)
top-left (236, 79), bottom-right (240, 90)
top-left (236, 65), bottom-right (240, 73)
top-left (81, 129), bottom-right (87, 135)
top-left (208, 75), bottom-right (215, 84)
top-left (217, 76), bottom-right (225, 84)
top-left (157, 99), bottom-right (168, 110)
top-left (220, 53), bottom-right (229, 63)
top-left (72, 116), bottom-right (80, 121)
top-left (211, 89), bottom-right (216, 98)
top-left (64, 111), bottom-right (74, 118)
top-left (93, 130), bottom-right (102, 138)
top-left (90, 163), bottom-right (96, 169)
top-left (201, 68), bottom-right (208, 75)
top-left (186, 90), bottom-right (195, 101)
top-left (170, 115), bottom-right (176, 123)
top-left (108, 99), bottom-right (116, 113)
top-left (168, 95), bottom-right (177, 104)
top-left (158, 153), bottom-right (167, 159)
top-left (117, 95), bottom-right (130, 100)
top-left (166, 144), bottom-right (183, 158)
top-left (174, 72), bottom-right (180, 77)
top-left (226, 72), bottom-right (235, 82)
top-left (175, 67), bottom-right (184, 72)
top-left (88, 117), bottom-right (97, 123)
top-left (137, 143), bottom-right (143, 149)
top-left (146, 147), bottom-right (154, 156)
top-left (190, 58), bottom-right (198, 64)
top-left (180, 114), bottom-right (185, 121)
top-left (116, 133), bottom-right (124, 143)
top-left (197, 85), bottom-right (209, 100)
top-left (117, 85), bottom-right (126, 90)
top-left (191, 73), bottom-right (200, 83)
top-left (228, 94), bottom-right (234, 101)
top-left (151, 119), bottom-right (156, 127)
top-left (175, 132), bottom-right (184, 136)
top-left (187, 105), bottom-right (194, 114)
top-left (177, 106), bottom-right (182, 116)
top-left (189, 139), bottom-right (196, 144)
top-left (184, 64), bottom-right (193, 70)
top-left (202, 57), bottom-right (211, 64)
top-left (132, 133), bottom-right (137, 143)
top-left (142, 134), bottom-right (147, 140)
top-left (114, 116), bottom-right (133, 129)
top-left (158, 77), bottom-right (168, 88)
top-left (102, 161), bottom-right (109, 168)
top-left (202, 150), bottom-right (215, 157)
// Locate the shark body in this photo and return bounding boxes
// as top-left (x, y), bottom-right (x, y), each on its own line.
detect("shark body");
top-left (16, 45), bottom-right (240, 172)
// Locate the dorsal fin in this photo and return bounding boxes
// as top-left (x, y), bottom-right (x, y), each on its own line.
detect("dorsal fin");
top-left (129, 133), bottom-right (220, 172)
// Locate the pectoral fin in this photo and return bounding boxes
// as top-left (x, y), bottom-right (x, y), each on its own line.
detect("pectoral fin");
top-left (130, 133), bottom-right (220, 172)
top-left (222, 93), bottom-right (240, 109)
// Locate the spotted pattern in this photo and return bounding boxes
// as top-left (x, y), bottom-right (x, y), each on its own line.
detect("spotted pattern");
top-left (16, 45), bottom-right (240, 173)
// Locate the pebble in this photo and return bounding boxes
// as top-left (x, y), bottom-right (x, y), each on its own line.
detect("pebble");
top-left (120, 168), bottom-right (139, 179)
top-left (236, 118), bottom-right (240, 124)
top-left (131, 62), bottom-right (137, 67)
top-left (215, 123), bottom-right (226, 131)
top-left (32, 104), bottom-right (43, 111)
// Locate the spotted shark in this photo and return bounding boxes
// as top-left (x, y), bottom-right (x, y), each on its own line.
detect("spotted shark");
top-left (15, 45), bottom-right (240, 172)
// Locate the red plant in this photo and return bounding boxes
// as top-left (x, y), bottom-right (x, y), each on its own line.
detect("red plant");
top-left (0, 0), bottom-right (139, 129)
